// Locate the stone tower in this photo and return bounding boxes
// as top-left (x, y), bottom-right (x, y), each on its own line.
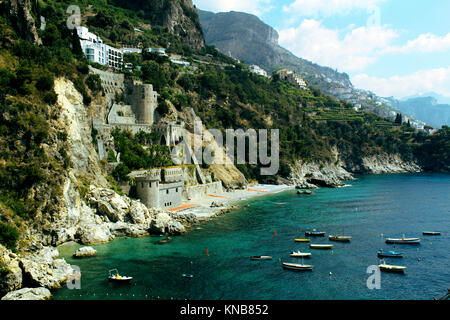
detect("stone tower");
top-left (135, 169), bottom-right (161, 209)
top-left (130, 81), bottom-right (158, 125)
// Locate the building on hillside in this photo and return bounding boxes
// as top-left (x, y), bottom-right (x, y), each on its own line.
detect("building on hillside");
top-left (145, 48), bottom-right (168, 56)
top-left (249, 65), bottom-right (268, 78)
top-left (133, 168), bottom-right (184, 210)
top-left (121, 47), bottom-right (142, 54)
top-left (77, 26), bottom-right (123, 69)
top-left (275, 69), bottom-right (308, 90)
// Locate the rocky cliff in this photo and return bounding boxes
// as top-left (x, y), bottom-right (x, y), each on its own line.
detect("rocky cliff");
top-left (198, 10), bottom-right (351, 87)
top-left (111, 0), bottom-right (205, 50)
top-left (0, 0), bottom-right (40, 44)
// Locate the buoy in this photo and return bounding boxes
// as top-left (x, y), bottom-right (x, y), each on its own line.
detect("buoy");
top-left (274, 230), bottom-right (277, 238)
top-left (206, 248), bottom-right (209, 255)
top-left (329, 272), bottom-right (333, 276)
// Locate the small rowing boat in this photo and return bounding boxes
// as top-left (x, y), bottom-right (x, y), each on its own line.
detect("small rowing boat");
top-left (156, 237), bottom-right (172, 245)
top-left (423, 231), bottom-right (441, 236)
top-left (250, 256), bottom-right (273, 261)
top-left (282, 262), bottom-right (313, 271)
top-left (290, 251), bottom-right (312, 258)
top-left (108, 269), bottom-right (133, 283)
top-left (310, 244), bottom-right (333, 250)
top-left (295, 239), bottom-right (311, 242)
top-left (385, 235), bottom-right (420, 245)
top-left (377, 250), bottom-right (403, 258)
top-left (182, 274), bottom-right (194, 279)
top-left (378, 261), bottom-right (407, 274)
top-left (329, 235), bottom-right (352, 242)
top-left (305, 230), bottom-right (325, 237)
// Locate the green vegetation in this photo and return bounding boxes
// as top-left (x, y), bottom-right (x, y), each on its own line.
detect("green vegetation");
top-left (0, 222), bottom-right (19, 251)
top-left (111, 129), bottom-right (173, 181)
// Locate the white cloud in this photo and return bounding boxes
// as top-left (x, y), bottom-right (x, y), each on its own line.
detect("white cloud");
top-left (193, 0), bottom-right (273, 16)
top-left (352, 67), bottom-right (450, 98)
top-left (283, 0), bottom-right (385, 17)
top-left (278, 19), bottom-right (398, 72)
top-left (383, 33), bottom-right (450, 54)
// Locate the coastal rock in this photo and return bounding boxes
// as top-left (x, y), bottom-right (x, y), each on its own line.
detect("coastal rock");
top-left (0, 245), bottom-right (22, 295)
top-left (150, 212), bottom-right (186, 235)
top-left (20, 247), bottom-right (75, 289)
top-left (73, 247), bottom-right (97, 258)
top-left (289, 161), bottom-right (354, 189)
top-left (1, 287), bottom-right (52, 301)
top-left (108, 222), bottom-right (150, 238)
top-left (349, 154), bottom-right (422, 174)
top-left (128, 200), bottom-right (150, 224)
top-left (77, 224), bottom-right (114, 245)
top-left (88, 187), bottom-right (129, 222)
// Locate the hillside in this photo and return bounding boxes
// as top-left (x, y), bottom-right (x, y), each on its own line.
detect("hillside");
top-left (0, 0), bottom-right (449, 292)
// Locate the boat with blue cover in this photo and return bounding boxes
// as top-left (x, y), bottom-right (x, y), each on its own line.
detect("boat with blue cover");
top-left (377, 249), bottom-right (403, 258)
top-left (305, 229), bottom-right (326, 237)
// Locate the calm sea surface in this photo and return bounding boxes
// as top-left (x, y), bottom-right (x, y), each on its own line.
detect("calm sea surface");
top-left (54, 173), bottom-right (450, 300)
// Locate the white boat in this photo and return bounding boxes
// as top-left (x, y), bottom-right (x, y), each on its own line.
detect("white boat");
top-left (282, 262), bottom-right (313, 271)
top-left (423, 231), bottom-right (441, 236)
top-left (329, 235), bottom-right (352, 242)
top-left (290, 251), bottom-right (312, 258)
top-left (310, 244), bottom-right (334, 249)
top-left (108, 269), bottom-right (133, 283)
top-left (250, 256), bottom-right (273, 261)
top-left (385, 235), bottom-right (420, 244)
top-left (378, 261), bottom-right (407, 274)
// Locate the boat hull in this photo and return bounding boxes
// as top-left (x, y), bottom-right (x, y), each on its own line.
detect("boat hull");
top-left (310, 245), bottom-right (333, 250)
top-left (108, 277), bottom-right (132, 283)
top-left (379, 266), bottom-right (406, 274)
top-left (329, 236), bottom-right (352, 242)
top-left (423, 232), bottom-right (441, 236)
top-left (295, 239), bottom-right (311, 242)
top-left (250, 256), bottom-right (273, 261)
top-left (282, 263), bottom-right (313, 271)
top-left (377, 253), bottom-right (403, 258)
top-left (305, 232), bottom-right (325, 237)
top-left (385, 239), bottom-right (420, 245)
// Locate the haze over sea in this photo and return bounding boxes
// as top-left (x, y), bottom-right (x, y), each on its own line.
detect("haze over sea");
top-left (55, 174), bottom-right (450, 300)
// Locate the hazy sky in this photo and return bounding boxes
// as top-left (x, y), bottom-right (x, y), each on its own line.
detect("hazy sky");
top-left (193, 0), bottom-right (450, 99)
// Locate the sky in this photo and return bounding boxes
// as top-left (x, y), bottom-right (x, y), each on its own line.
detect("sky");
top-left (193, 0), bottom-right (450, 100)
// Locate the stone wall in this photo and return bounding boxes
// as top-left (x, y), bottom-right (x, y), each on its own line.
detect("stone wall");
top-left (159, 181), bottom-right (183, 209)
top-left (183, 182), bottom-right (223, 201)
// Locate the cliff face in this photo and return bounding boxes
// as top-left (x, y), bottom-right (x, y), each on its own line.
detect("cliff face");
top-left (198, 9), bottom-right (351, 86)
top-left (0, 0), bottom-right (40, 44)
top-left (111, 0), bottom-right (205, 50)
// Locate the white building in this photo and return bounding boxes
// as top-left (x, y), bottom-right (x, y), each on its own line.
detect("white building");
top-left (77, 26), bottom-right (123, 69)
top-left (249, 65), bottom-right (268, 78)
top-left (145, 48), bottom-right (167, 56)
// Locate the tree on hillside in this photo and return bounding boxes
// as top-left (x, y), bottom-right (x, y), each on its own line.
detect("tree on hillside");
top-left (394, 113), bottom-right (402, 125)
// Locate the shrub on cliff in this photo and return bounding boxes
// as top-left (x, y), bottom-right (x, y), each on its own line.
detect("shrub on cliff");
top-left (0, 223), bottom-right (19, 252)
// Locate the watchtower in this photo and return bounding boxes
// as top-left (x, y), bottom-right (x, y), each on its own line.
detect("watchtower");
top-left (135, 169), bottom-right (161, 209)
top-left (130, 81), bottom-right (158, 125)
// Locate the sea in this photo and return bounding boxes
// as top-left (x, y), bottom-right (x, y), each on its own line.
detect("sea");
top-left (54, 173), bottom-right (450, 300)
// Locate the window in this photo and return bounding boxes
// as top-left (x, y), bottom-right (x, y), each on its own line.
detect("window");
top-left (166, 190), bottom-right (169, 194)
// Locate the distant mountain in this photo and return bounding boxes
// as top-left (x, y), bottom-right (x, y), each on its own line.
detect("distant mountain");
top-left (402, 92), bottom-right (450, 105)
top-left (198, 10), bottom-right (352, 89)
top-left (397, 97), bottom-right (450, 129)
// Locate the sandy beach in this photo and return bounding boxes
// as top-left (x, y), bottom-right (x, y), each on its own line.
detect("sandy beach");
top-left (172, 184), bottom-right (295, 221)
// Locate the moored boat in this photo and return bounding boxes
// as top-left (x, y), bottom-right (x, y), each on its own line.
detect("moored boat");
top-left (295, 239), bottom-right (311, 242)
top-left (305, 230), bottom-right (326, 237)
top-left (329, 235), bottom-right (352, 242)
top-left (108, 269), bottom-right (133, 283)
top-left (182, 274), bottom-right (194, 279)
top-left (282, 262), bottom-right (313, 271)
top-left (156, 237), bottom-right (173, 245)
top-left (378, 261), bottom-right (407, 274)
top-left (377, 250), bottom-right (403, 258)
top-left (290, 251), bottom-right (312, 258)
top-left (309, 244), bottom-right (333, 250)
top-left (250, 256), bottom-right (273, 261)
top-left (423, 231), bottom-right (441, 236)
top-left (385, 235), bottom-right (420, 245)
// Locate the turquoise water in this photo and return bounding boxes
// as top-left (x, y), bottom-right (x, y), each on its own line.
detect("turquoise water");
top-left (54, 174), bottom-right (450, 300)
